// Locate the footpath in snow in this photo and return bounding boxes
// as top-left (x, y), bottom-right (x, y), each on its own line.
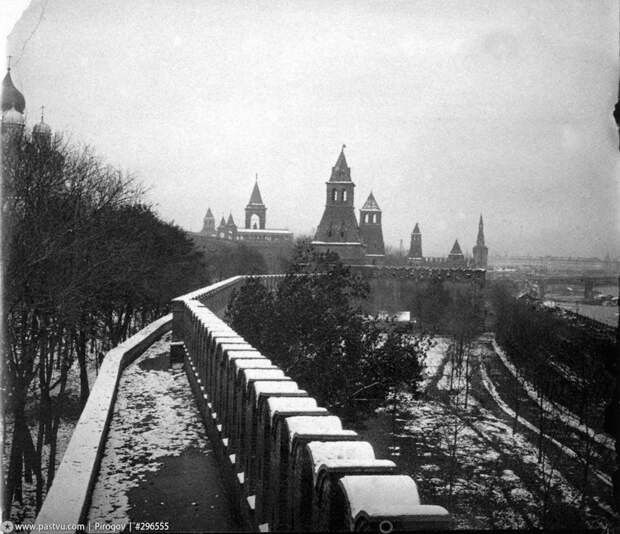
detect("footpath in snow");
top-left (87, 334), bottom-right (242, 532)
top-left (490, 337), bottom-right (614, 452)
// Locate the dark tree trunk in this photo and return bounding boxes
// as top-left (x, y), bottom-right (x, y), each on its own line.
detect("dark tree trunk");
top-left (76, 329), bottom-right (90, 408)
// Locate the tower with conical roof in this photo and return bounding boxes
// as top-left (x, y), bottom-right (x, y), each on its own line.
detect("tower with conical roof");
top-left (201, 208), bottom-right (216, 236)
top-left (312, 146), bottom-right (365, 262)
top-left (448, 239), bottom-right (465, 265)
top-left (359, 192), bottom-right (385, 262)
top-left (226, 213), bottom-right (237, 240)
top-left (1, 63), bottom-right (26, 142)
top-left (408, 223), bottom-right (423, 263)
top-left (245, 176), bottom-right (266, 229)
top-left (217, 216), bottom-right (227, 239)
top-left (472, 214), bottom-right (488, 268)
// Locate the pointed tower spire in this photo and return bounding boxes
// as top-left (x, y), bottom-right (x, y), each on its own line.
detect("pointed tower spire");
top-left (361, 191), bottom-right (380, 211)
top-left (476, 214), bottom-right (485, 246)
top-left (408, 223), bottom-right (423, 261)
top-left (359, 191), bottom-right (385, 261)
top-left (248, 180), bottom-right (264, 206)
top-left (329, 144), bottom-right (351, 182)
top-left (201, 207), bottom-right (216, 235)
top-left (245, 177), bottom-right (266, 229)
top-left (473, 214), bottom-right (488, 268)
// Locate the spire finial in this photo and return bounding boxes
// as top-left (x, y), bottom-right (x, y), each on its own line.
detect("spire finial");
top-left (255, 172), bottom-right (258, 183)
top-left (7, 55), bottom-right (11, 71)
top-left (40, 104), bottom-right (45, 122)
top-left (342, 143), bottom-right (346, 151)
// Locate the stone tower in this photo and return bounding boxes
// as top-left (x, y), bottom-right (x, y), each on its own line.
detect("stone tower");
top-left (472, 214), bottom-right (488, 268)
top-left (201, 208), bottom-right (216, 236)
top-left (226, 213), bottom-right (238, 240)
top-left (359, 191), bottom-right (385, 262)
top-left (1, 66), bottom-right (26, 143)
top-left (245, 177), bottom-right (266, 229)
top-left (217, 216), bottom-right (227, 239)
top-left (312, 146), bottom-right (364, 262)
top-left (408, 223), bottom-right (423, 262)
top-left (448, 239), bottom-right (465, 265)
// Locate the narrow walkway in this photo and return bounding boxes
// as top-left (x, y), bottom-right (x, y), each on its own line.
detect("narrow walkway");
top-left (87, 333), bottom-right (243, 532)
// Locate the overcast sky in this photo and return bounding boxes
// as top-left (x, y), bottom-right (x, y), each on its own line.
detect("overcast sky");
top-left (3, 0), bottom-right (619, 257)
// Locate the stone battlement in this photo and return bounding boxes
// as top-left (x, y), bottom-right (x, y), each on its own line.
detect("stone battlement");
top-left (171, 275), bottom-right (452, 531)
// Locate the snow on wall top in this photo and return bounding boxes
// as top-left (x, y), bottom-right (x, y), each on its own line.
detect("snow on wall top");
top-left (233, 359), bottom-right (275, 377)
top-left (339, 475), bottom-right (421, 518)
top-left (267, 397), bottom-right (324, 421)
top-left (241, 368), bottom-right (286, 383)
top-left (252, 381), bottom-right (304, 406)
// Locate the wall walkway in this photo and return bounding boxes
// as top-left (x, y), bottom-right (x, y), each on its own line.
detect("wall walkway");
top-left (172, 274), bottom-right (451, 532)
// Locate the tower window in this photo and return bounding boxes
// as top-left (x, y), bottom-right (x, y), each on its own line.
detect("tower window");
top-left (332, 189), bottom-right (337, 202)
top-left (342, 189), bottom-right (347, 202)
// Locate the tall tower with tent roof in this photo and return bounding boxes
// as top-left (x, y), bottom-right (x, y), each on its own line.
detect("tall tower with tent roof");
top-left (245, 176), bottom-right (266, 229)
top-left (448, 239), bottom-right (465, 265)
top-left (408, 223), bottom-right (423, 263)
top-left (201, 208), bottom-right (216, 236)
top-left (312, 145), bottom-right (365, 262)
top-left (359, 191), bottom-right (385, 263)
top-left (472, 214), bottom-right (488, 268)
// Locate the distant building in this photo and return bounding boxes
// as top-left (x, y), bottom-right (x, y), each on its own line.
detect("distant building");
top-left (312, 146), bottom-right (486, 268)
top-left (312, 146), bottom-right (367, 263)
top-left (408, 223), bottom-right (423, 262)
top-left (201, 208), bottom-right (216, 235)
top-left (196, 179), bottom-right (294, 272)
top-left (448, 239), bottom-right (466, 266)
top-left (359, 192), bottom-right (385, 264)
top-left (406, 220), bottom-right (487, 268)
top-left (472, 215), bottom-right (488, 268)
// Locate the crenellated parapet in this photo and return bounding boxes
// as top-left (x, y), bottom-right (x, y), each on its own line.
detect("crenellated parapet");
top-left (351, 264), bottom-right (486, 287)
top-left (172, 275), bottom-right (452, 532)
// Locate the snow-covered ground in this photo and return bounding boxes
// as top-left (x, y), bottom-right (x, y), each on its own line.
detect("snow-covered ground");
top-left (420, 337), bottom-right (450, 392)
top-left (362, 334), bottom-right (617, 530)
top-left (89, 334), bottom-right (202, 522)
top-left (491, 337), bottom-right (614, 452)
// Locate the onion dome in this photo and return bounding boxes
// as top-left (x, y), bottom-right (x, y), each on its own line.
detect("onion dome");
top-left (2, 69), bottom-right (26, 113)
top-left (33, 118), bottom-right (51, 139)
top-left (2, 108), bottom-right (25, 126)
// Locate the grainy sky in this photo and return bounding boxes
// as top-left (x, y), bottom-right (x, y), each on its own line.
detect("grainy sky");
top-left (3, 0), bottom-right (619, 257)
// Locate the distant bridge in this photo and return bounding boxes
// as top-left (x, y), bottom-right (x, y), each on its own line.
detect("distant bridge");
top-left (532, 274), bottom-right (619, 299)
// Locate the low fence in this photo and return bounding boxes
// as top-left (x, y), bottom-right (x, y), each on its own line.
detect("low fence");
top-left (172, 274), bottom-right (451, 532)
top-left (32, 314), bottom-right (172, 531)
